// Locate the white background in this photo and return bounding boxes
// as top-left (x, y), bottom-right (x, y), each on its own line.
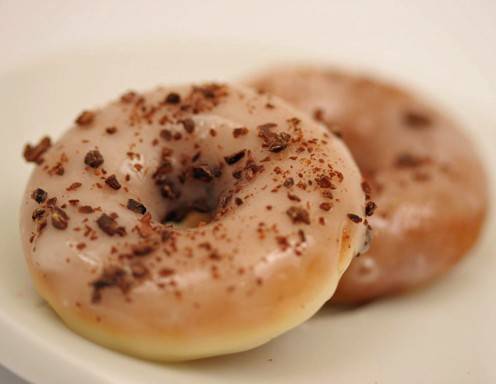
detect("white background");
top-left (0, 1), bottom-right (495, 383)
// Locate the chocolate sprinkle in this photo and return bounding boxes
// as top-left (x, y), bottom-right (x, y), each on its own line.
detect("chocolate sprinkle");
top-left (84, 150), bottom-right (104, 168)
top-left (127, 199), bottom-right (147, 214)
top-left (31, 188), bottom-right (47, 204)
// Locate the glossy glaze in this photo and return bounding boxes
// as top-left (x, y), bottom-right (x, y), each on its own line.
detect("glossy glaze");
top-left (249, 67), bottom-right (488, 303)
top-left (20, 83), bottom-right (367, 359)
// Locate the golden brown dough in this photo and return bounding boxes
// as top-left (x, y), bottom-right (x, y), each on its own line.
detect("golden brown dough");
top-left (249, 67), bottom-right (488, 303)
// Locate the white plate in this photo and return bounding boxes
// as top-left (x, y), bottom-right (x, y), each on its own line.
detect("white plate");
top-left (0, 40), bottom-right (495, 384)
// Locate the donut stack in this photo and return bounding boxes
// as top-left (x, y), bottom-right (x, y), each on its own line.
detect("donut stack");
top-left (20, 68), bottom-right (487, 361)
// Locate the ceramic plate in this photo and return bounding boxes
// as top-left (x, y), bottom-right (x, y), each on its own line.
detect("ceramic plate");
top-left (0, 40), bottom-right (494, 384)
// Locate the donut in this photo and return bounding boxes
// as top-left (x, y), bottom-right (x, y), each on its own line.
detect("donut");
top-left (249, 67), bottom-right (488, 303)
top-left (20, 83), bottom-right (368, 360)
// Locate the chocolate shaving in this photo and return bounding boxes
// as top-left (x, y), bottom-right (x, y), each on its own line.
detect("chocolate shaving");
top-left (192, 197), bottom-right (213, 213)
top-left (84, 150), bottom-right (104, 168)
top-left (90, 266), bottom-right (130, 303)
top-left (75, 110), bottom-right (95, 126)
top-left (192, 165), bottom-right (214, 182)
top-left (347, 213), bottom-right (363, 223)
top-left (105, 175), bottom-right (121, 190)
top-left (96, 213), bottom-right (126, 236)
top-left (163, 206), bottom-right (189, 223)
top-left (23, 136), bottom-right (52, 164)
top-left (50, 163), bottom-right (65, 176)
top-left (159, 268), bottom-right (175, 277)
top-left (181, 118), bottom-right (195, 133)
top-left (361, 181), bottom-right (372, 195)
top-left (165, 92), bottom-right (181, 104)
top-left (160, 129), bottom-right (172, 141)
top-left (316, 175), bottom-right (333, 189)
top-left (46, 197), bottom-right (57, 207)
top-left (244, 161), bottom-right (263, 181)
top-left (105, 126), bottom-right (117, 134)
top-left (127, 199), bottom-right (147, 214)
top-left (286, 206), bottom-right (310, 224)
top-left (233, 127), bottom-right (248, 138)
top-left (287, 193), bottom-right (301, 202)
top-left (120, 91), bottom-right (137, 103)
top-left (283, 178), bottom-right (294, 188)
top-left (153, 161), bottom-right (173, 184)
top-left (258, 123), bottom-right (291, 153)
top-left (66, 182), bottom-right (82, 191)
top-left (159, 179), bottom-right (180, 200)
top-left (51, 207), bottom-right (69, 230)
top-left (78, 205), bottom-right (94, 214)
top-left (313, 108), bottom-right (325, 123)
top-left (319, 202), bottom-right (332, 211)
top-left (130, 262), bottom-right (148, 278)
top-left (132, 243), bottom-right (156, 256)
top-left (322, 190), bottom-right (333, 199)
top-left (31, 188), bottom-right (47, 204)
top-left (224, 150), bottom-right (246, 165)
top-left (32, 208), bottom-right (46, 221)
top-left (403, 111), bottom-right (431, 128)
top-left (365, 201), bottom-right (377, 216)
top-left (395, 153), bottom-right (427, 168)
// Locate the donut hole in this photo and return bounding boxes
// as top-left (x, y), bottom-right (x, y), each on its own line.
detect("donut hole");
top-left (161, 195), bottom-right (217, 228)
top-left (152, 152), bottom-right (238, 229)
top-left (150, 119), bottom-right (259, 229)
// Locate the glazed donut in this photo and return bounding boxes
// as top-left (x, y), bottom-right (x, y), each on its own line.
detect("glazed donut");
top-left (249, 67), bottom-right (488, 303)
top-left (21, 83), bottom-right (367, 360)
